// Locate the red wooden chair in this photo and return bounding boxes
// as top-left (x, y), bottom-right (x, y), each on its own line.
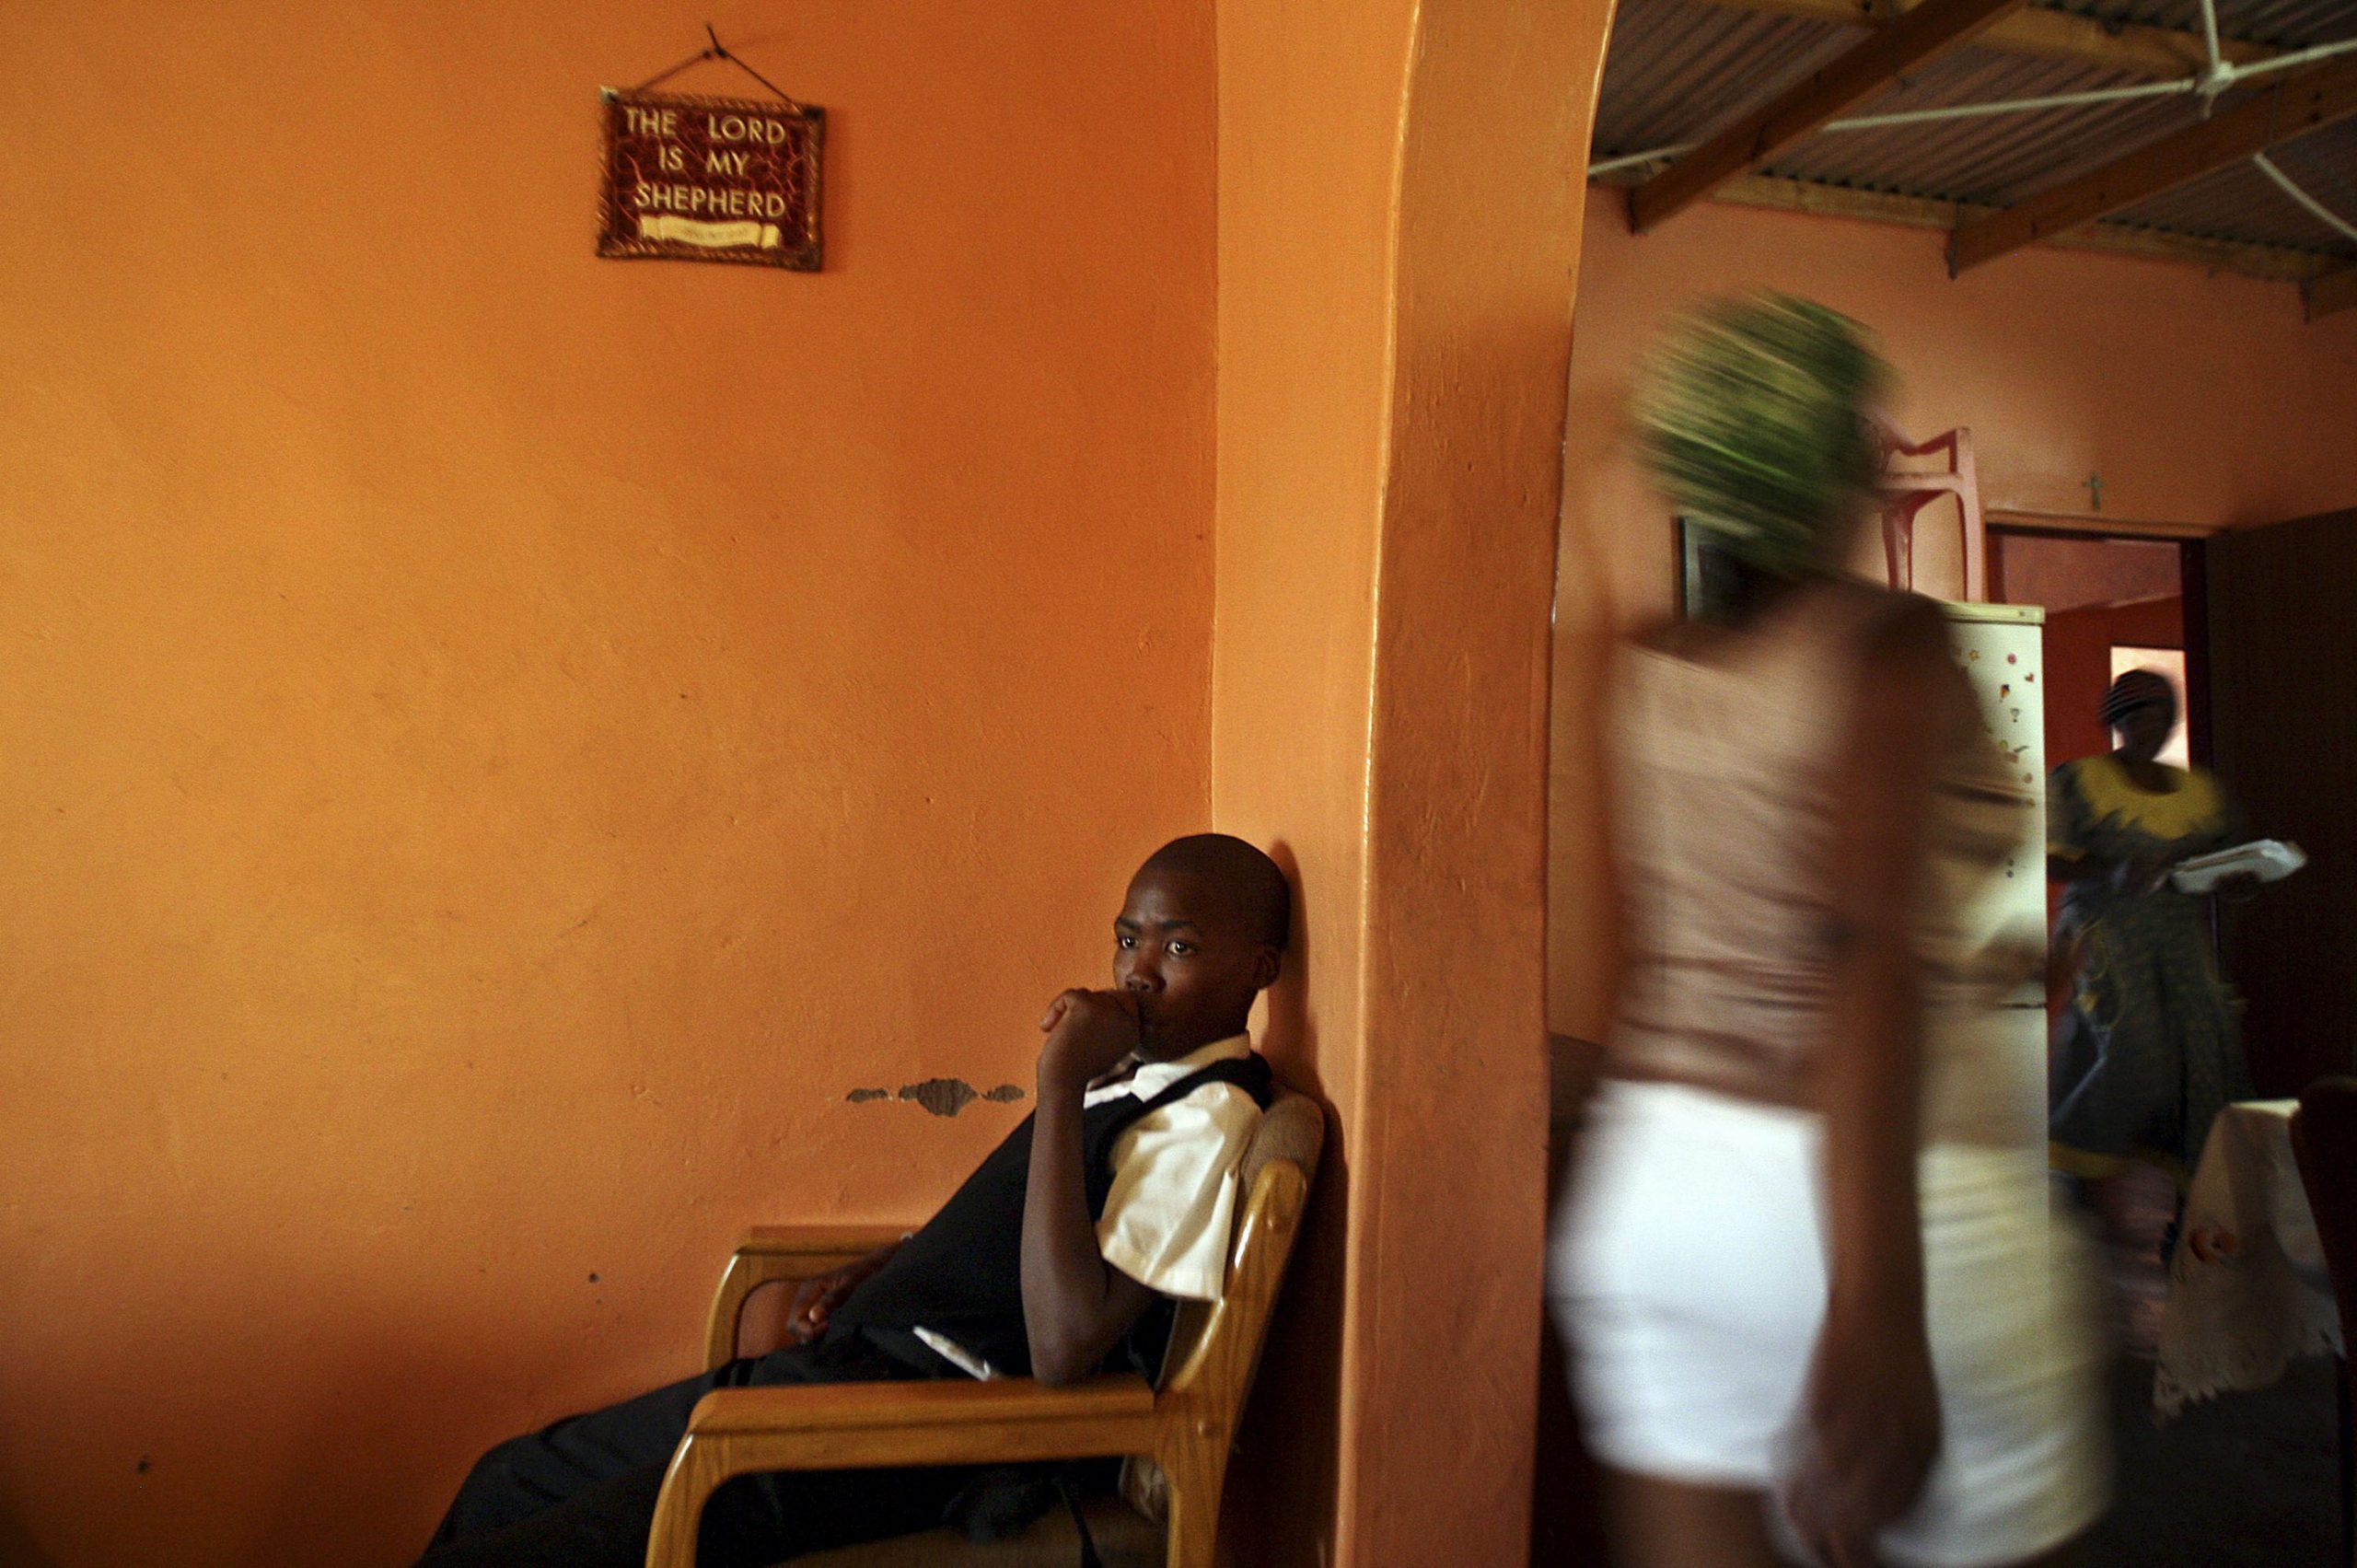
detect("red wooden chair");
top-left (1875, 424), bottom-right (1986, 602)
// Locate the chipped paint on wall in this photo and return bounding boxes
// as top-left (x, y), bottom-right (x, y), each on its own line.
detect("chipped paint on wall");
top-left (844, 1079), bottom-right (1028, 1116)
top-left (896, 1078), bottom-right (1027, 1117)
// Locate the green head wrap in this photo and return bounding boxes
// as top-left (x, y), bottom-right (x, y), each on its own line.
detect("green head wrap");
top-left (1634, 292), bottom-right (1889, 578)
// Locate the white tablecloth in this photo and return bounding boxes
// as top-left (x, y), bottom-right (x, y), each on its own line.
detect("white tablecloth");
top-left (2155, 1099), bottom-right (2343, 1414)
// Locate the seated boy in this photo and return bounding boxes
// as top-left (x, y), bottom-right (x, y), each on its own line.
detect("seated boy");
top-left (417, 833), bottom-right (1290, 1568)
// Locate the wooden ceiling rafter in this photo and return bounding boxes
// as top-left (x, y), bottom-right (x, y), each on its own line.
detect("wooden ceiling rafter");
top-left (1690, 0), bottom-right (2281, 81)
top-left (1594, 167), bottom-right (2347, 283)
top-left (1947, 53), bottom-right (2357, 273)
top-left (1627, 0), bottom-right (2032, 232)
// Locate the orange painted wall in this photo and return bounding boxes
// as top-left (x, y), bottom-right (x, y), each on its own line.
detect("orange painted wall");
top-left (1550, 188), bottom-right (2357, 1042)
top-left (1207, 0), bottom-right (1399, 1551)
top-left (0, 6), bottom-right (1213, 1564)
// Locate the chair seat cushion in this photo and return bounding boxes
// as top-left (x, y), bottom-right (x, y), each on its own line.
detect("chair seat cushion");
top-left (780, 1494), bottom-right (1162, 1568)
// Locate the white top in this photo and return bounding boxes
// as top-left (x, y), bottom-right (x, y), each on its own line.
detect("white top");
top-left (1086, 1031), bottom-right (1265, 1303)
top-left (1608, 577), bottom-right (2032, 1139)
top-left (911, 1032), bottom-right (1264, 1378)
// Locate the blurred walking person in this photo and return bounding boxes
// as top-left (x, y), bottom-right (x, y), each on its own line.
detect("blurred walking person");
top-left (1547, 296), bottom-right (2106, 1568)
top-left (2049, 668), bottom-right (2255, 1194)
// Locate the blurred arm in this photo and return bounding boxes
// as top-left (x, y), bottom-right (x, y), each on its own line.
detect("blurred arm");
top-left (1783, 598), bottom-right (1958, 1562)
top-left (1819, 601), bottom-right (1954, 1332)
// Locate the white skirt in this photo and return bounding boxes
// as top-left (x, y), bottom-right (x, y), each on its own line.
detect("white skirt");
top-left (1548, 1080), bottom-right (2109, 1568)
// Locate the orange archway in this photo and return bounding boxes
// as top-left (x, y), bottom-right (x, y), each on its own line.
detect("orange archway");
top-left (1212, 0), bottom-right (1620, 1560)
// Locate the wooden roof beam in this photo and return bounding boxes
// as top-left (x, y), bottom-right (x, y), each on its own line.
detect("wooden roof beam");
top-left (1593, 168), bottom-right (2346, 285)
top-left (1630, 0), bottom-right (2030, 233)
top-left (1705, 171), bottom-right (2340, 281)
top-left (2308, 266), bottom-right (2357, 319)
top-left (1949, 54), bottom-right (2357, 273)
top-left (1695, 0), bottom-right (2279, 82)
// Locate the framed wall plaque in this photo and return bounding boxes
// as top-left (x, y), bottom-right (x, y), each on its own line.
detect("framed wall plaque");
top-left (598, 88), bottom-right (823, 270)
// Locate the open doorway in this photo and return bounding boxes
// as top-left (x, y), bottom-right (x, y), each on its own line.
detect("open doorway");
top-left (1987, 524), bottom-right (2202, 1359)
top-left (1986, 519), bottom-right (2345, 1568)
top-left (1987, 525), bottom-right (2205, 779)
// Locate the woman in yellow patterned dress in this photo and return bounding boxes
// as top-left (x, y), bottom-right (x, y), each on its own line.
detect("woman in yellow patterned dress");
top-left (2048, 668), bottom-right (2253, 1183)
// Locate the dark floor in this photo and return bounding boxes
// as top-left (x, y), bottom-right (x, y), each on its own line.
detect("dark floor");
top-left (2085, 1352), bottom-right (2341, 1567)
top-left (2076, 1164), bottom-right (2345, 1568)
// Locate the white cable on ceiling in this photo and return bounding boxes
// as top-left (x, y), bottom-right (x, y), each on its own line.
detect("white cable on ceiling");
top-left (1585, 21), bottom-right (2357, 180)
top-left (2198, 0), bottom-right (2226, 76)
top-left (2216, 36), bottom-right (2357, 85)
top-left (1587, 81), bottom-right (2193, 178)
top-left (2252, 151), bottom-right (2357, 245)
top-left (1837, 79), bottom-right (2196, 133)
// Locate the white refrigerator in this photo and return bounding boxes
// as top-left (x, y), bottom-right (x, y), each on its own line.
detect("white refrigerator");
top-left (1939, 602), bottom-right (2049, 1156)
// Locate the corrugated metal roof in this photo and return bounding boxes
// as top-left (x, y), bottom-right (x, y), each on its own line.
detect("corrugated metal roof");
top-left (2071, 0), bottom-right (2357, 49)
top-left (1592, 0), bottom-right (1860, 157)
top-left (2112, 119), bottom-right (2357, 249)
top-left (2272, 119), bottom-right (2357, 216)
top-left (1760, 50), bottom-right (2203, 204)
top-left (1594, 0), bottom-right (2357, 268)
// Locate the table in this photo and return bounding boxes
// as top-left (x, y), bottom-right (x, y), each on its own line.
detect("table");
top-left (2155, 1099), bottom-right (2344, 1415)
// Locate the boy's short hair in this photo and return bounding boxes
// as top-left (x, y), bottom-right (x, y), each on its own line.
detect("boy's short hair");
top-left (1140, 834), bottom-right (1292, 952)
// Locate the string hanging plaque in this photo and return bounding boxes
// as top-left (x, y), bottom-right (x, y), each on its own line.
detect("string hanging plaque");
top-left (598, 29), bottom-right (823, 271)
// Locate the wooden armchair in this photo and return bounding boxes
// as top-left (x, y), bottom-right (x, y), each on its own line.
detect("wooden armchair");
top-left (646, 1088), bottom-right (1326, 1568)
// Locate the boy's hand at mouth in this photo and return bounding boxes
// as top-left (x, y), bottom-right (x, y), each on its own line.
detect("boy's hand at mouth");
top-left (1037, 988), bottom-right (1144, 1094)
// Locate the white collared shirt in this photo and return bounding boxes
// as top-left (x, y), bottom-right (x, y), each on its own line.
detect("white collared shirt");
top-left (1084, 1031), bottom-right (1264, 1305)
top-left (911, 1032), bottom-right (1263, 1378)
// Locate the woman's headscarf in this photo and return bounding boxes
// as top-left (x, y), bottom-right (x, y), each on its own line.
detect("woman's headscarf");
top-left (1634, 292), bottom-right (1888, 579)
top-left (2100, 668), bottom-right (2177, 729)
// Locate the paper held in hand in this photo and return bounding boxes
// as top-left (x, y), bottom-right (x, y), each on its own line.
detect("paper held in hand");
top-left (2171, 840), bottom-right (2307, 895)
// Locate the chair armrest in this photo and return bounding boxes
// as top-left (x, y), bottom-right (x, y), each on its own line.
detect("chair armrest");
top-left (702, 1225), bottom-right (916, 1371)
top-left (691, 1372), bottom-right (1157, 1443)
top-left (644, 1376), bottom-right (1161, 1568)
top-left (739, 1225), bottom-right (918, 1259)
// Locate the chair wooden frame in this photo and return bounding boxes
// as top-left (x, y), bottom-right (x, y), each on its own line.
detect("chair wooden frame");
top-left (644, 1093), bottom-right (1321, 1568)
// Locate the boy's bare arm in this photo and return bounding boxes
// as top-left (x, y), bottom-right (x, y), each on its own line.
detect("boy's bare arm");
top-left (1020, 989), bottom-right (1158, 1386)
